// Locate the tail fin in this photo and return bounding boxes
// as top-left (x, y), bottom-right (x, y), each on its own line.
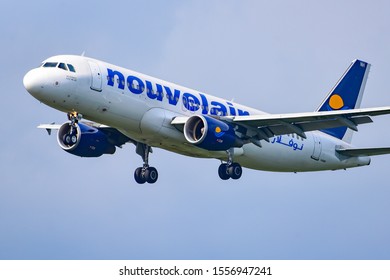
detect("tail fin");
top-left (316, 59), bottom-right (370, 143)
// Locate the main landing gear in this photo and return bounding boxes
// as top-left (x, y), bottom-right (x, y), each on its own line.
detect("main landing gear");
top-left (218, 148), bottom-right (242, 180)
top-left (63, 112), bottom-right (82, 145)
top-left (134, 143), bottom-right (158, 184)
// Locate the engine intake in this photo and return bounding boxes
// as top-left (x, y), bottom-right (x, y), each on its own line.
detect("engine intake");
top-left (57, 122), bottom-right (116, 157)
top-left (184, 115), bottom-right (243, 151)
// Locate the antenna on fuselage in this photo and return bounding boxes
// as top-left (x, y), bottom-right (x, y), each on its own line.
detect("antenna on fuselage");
top-left (81, 51), bottom-right (86, 57)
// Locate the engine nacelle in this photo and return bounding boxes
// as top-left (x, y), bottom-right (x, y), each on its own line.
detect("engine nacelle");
top-left (183, 115), bottom-right (243, 151)
top-left (57, 122), bottom-right (116, 157)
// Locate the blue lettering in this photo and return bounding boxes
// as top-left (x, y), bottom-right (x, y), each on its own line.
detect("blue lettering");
top-left (164, 86), bottom-right (181, 106)
top-left (199, 93), bottom-right (209, 114)
top-left (226, 102), bottom-right (236, 116)
top-left (127, 76), bottom-right (145, 94)
top-left (210, 101), bottom-right (227, 116)
top-left (106, 68), bottom-right (250, 117)
top-left (183, 93), bottom-right (200, 111)
top-left (238, 109), bottom-right (249, 116)
top-left (107, 68), bottom-right (125, 90)
top-left (146, 81), bottom-right (163, 101)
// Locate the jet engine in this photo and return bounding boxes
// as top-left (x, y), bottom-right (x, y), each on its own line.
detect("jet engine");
top-left (183, 115), bottom-right (243, 151)
top-left (57, 122), bottom-right (116, 157)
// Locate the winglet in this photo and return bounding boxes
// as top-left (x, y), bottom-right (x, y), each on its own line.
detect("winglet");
top-left (317, 59), bottom-right (371, 142)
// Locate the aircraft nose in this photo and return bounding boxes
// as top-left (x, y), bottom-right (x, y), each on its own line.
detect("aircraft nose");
top-left (23, 69), bottom-right (44, 96)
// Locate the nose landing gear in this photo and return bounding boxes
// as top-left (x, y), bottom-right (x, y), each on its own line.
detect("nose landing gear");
top-left (63, 112), bottom-right (83, 146)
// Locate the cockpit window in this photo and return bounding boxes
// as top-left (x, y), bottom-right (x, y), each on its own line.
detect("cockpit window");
top-left (43, 62), bottom-right (58, 68)
top-left (58, 63), bottom-right (68, 71)
top-left (41, 61), bottom-right (76, 73)
top-left (67, 64), bottom-right (76, 73)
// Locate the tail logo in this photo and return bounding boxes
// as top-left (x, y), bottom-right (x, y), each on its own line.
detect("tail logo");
top-left (329, 94), bottom-right (344, 110)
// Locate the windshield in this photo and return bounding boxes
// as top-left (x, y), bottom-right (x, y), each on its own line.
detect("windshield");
top-left (42, 61), bottom-right (76, 73)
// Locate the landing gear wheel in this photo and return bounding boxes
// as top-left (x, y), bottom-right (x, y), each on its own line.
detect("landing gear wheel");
top-left (145, 167), bottom-right (158, 184)
top-left (63, 134), bottom-right (77, 145)
top-left (218, 163), bottom-right (230, 180)
top-left (134, 167), bottom-right (146, 184)
top-left (228, 162), bottom-right (242, 180)
top-left (134, 143), bottom-right (160, 184)
top-left (70, 135), bottom-right (77, 144)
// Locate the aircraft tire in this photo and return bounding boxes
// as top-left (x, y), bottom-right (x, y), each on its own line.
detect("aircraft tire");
top-left (145, 167), bottom-right (158, 184)
top-left (70, 134), bottom-right (77, 144)
top-left (134, 167), bottom-right (146, 184)
top-left (64, 134), bottom-right (77, 145)
top-left (218, 164), bottom-right (230, 180)
top-left (64, 135), bottom-right (71, 145)
top-left (228, 163), bottom-right (242, 180)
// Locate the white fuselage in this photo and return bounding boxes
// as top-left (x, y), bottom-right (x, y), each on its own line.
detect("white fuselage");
top-left (24, 55), bottom-right (370, 172)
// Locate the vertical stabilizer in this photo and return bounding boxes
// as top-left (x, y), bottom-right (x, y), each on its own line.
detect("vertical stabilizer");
top-left (316, 59), bottom-right (370, 143)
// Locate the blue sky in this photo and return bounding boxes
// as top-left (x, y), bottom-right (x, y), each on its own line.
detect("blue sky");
top-left (1, 0), bottom-right (390, 259)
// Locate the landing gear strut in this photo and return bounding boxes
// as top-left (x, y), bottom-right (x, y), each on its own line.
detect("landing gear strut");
top-left (218, 148), bottom-right (242, 180)
top-left (67, 112), bottom-right (83, 124)
top-left (63, 112), bottom-right (83, 145)
top-left (134, 143), bottom-right (158, 184)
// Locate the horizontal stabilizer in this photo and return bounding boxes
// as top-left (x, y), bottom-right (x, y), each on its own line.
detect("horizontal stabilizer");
top-left (336, 147), bottom-right (390, 157)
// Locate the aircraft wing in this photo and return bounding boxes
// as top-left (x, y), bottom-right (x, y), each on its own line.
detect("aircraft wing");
top-left (37, 123), bottom-right (61, 135)
top-left (38, 122), bottom-right (133, 147)
top-left (172, 106), bottom-right (390, 141)
top-left (222, 106), bottom-right (390, 140)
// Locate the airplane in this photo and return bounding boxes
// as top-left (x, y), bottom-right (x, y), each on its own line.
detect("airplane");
top-left (23, 55), bottom-right (390, 184)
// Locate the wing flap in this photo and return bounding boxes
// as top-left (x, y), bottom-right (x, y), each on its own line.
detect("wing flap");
top-left (225, 106), bottom-right (390, 137)
top-left (263, 115), bottom-right (373, 136)
top-left (228, 107), bottom-right (390, 125)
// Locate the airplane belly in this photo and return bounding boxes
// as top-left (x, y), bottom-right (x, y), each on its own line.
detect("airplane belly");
top-left (238, 140), bottom-right (316, 172)
top-left (140, 108), bottom-right (166, 137)
top-left (237, 132), bottom-right (344, 172)
top-left (72, 86), bottom-right (149, 134)
top-left (238, 132), bottom-right (371, 172)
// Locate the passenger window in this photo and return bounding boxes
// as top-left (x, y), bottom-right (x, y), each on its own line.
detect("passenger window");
top-left (43, 62), bottom-right (58, 68)
top-left (67, 64), bottom-right (76, 73)
top-left (58, 63), bottom-right (68, 71)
